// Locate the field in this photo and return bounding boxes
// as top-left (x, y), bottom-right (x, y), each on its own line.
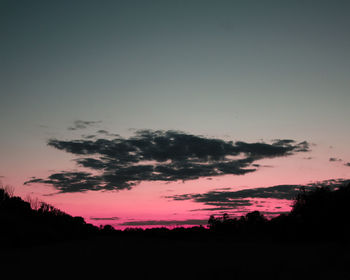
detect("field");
top-left (1, 234), bottom-right (349, 279)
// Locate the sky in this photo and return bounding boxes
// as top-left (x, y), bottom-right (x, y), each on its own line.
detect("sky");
top-left (1, 0), bottom-right (350, 229)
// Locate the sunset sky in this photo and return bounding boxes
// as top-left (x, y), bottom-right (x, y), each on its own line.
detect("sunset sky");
top-left (1, 0), bottom-right (350, 228)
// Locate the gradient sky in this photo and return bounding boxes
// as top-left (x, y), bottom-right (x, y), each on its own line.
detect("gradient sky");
top-left (1, 0), bottom-right (350, 228)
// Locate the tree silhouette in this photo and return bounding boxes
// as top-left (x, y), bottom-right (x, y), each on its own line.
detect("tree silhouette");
top-left (2, 181), bottom-right (350, 249)
top-left (205, 183), bottom-right (350, 241)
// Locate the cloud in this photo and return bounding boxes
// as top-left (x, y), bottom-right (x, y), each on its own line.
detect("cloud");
top-left (68, 120), bottom-right (102, 131)
top-left (345, 163), bottom-right (350, 167)
top-left (189, 198), bottom-right (253, 212)
top-left (329, 157), bottom-right (342, 162)
top-left (82, 134), bottom-right (97, 139)
top-left (25, 172), bottom-right (106, 193)
top-left (90, 217), bottom-right (120, 221)
top-left (96, 130), bottom-right (119, 137)
top-left (166, 179), bottom-right (350, 211)
top-left (260, 211), bottom-right (290, 216)
top-left (119, 219), bottom-right (208, 226)
top-left (168, 185), bottom-right (304, 202)
top-left (25, 130), bottom-right (310, 193)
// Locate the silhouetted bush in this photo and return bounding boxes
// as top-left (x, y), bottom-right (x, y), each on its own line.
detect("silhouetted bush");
top-left (0, 185), bottom-right (100, 247)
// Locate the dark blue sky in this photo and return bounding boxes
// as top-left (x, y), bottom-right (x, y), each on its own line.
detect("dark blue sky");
top-left (2, 0), bottom-right (349, 138)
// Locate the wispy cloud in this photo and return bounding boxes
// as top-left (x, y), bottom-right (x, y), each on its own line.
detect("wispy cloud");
top-left (25, 130), bottom-right (310, 193)
top-left (96, 130), bottom-right (119, 137)
top-left (68, 120), bottom-right (102, 131)
top-left (166, 179), bottom-right (350, 212)
top-left (329, 157), bottom-right (342, 162)
top-left (90, 217), bottom-right (120, 221)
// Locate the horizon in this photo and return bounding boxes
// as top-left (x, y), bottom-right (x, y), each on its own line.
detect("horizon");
top-left (1, 0), bottom-right (350, 229)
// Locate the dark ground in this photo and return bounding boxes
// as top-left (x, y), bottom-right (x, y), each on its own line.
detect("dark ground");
top-left (2, 185), bottom-right (350, 279)
top-left (1, 235), bottom-right (349, 279)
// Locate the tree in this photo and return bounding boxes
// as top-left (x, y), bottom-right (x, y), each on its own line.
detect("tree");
top-left (208, 215), bottom-right (218, 230)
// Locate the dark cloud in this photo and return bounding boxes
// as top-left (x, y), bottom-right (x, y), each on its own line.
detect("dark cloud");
top-left (82, 134), bottom-right (97, 139)
top-left (119, 219), bottom-right (208, 226)
top-left (166, 179), bottom-right (350, 211)
top-left (260, 211), bottom-right (290, 216)
top-left (25, 130), bottom-right (310, 193)
top-left (96, 130), bottom-right (119, 137)
top-left (189, 198), bottom-right (253, 212)
top-left (169, 185), bottom-right (302, 202)
top-left (233, 140), bottom-right (309, 159)
top-left (25, 172), bottom-right (105, 193)
top-left (329, 157), bottom-right (342, 162)
top-left (345, 163), bottom-right (350, 167)
top-left (90, 217), bottom-right (120, 221)
top-left (304, 157), bottom-right (313, 160)
top-left (68, 120), bottom-right (101, 131)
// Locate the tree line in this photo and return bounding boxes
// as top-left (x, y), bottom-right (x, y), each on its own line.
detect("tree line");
top-left (1, 182), bottom-right (350, 247)
top-left (207, 183), bottom-right (350, 242)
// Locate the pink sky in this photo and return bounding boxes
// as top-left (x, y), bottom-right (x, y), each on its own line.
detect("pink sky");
top-left (3, 142), bottom-right (349, 229)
